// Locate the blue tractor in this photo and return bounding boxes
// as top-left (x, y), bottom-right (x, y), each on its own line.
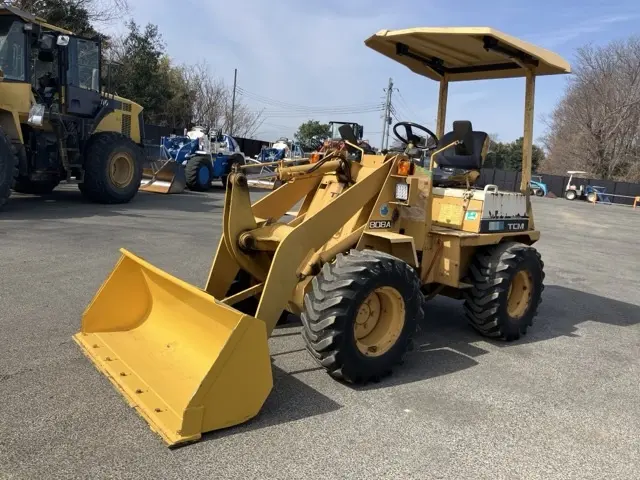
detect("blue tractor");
top-left (160, 127), bottom-right (245, 191)
top-left (208, 131), bottom-right (247, 188)
top-left (255, 138), bottom-right (305, 164)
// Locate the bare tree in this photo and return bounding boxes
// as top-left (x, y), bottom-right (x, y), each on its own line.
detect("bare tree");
top-left (5, 0), bottom-right (130, 26)
top-left (184, 62), bottom-right (264, 138)
top-left (541, 36), bottom-right (640, 181)
top-left (184, 63), bottom-right (227, 130)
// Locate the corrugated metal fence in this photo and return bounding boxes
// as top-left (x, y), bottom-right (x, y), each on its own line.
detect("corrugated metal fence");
top-left (477, 169), bottom-right (640, 206)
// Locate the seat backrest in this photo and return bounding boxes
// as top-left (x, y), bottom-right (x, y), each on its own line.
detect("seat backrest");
top-left (435, 120), bottom-right (489, 170)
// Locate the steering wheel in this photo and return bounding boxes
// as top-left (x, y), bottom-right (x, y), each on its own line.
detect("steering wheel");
top-left (392, 121), bottom-right (439, 150)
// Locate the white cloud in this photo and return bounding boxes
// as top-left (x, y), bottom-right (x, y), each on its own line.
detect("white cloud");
top-left (524, 14), bottom-right (640, 48)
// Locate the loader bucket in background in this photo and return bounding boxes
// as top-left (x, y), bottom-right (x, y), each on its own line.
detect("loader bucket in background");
top-left (72, 248), bottom-right (273, 447)
top-left (140, 160), bottom-right (187, 194)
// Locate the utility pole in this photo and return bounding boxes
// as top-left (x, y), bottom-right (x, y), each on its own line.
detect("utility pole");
top-left (380, 77), bottom-right (393, 151)
top-left (230, 68), bottom-right (237, 136)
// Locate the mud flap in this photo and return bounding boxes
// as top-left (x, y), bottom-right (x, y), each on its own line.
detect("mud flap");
top-left (72, 248), bottom-right (273, 447)
top-left (140, 160), bottom-right (187, 194)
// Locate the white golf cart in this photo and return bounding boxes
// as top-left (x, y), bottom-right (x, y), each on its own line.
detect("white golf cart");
top-left (564, 170), bottom-right (602, 202)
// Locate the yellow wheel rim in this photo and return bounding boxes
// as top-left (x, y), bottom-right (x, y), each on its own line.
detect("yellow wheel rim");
top-left (354, 286), bottom-right (405, 357)
top-left (108, 152), bottom-right (135, 188)
top-left (507, 270), bottom-right (533, 319)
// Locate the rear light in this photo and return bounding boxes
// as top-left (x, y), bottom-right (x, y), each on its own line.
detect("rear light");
top-left (397, 160), bottom-right (411, 176)
top-left (310, 153), bottom-right (320, 163)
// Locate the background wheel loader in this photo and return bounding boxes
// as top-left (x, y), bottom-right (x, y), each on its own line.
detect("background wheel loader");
top-left (73, 27), bottom-right (571, 447)
top-left (0, 6), bottom-right (145, 210)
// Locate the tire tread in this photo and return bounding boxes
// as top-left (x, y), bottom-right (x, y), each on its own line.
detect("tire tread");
top-left (462, 242), bottom-right (545, 341)
top-left (301, 249), bottom-right (423, 384)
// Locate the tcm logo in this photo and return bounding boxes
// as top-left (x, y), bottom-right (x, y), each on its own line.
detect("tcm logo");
top-left (369, 220), bottom-right (392, 229)
top-left (507, 222), bottom-right (526, 231)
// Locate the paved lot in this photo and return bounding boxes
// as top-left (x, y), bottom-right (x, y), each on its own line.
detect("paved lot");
top-left (1, 186), bottom-right (638, 480)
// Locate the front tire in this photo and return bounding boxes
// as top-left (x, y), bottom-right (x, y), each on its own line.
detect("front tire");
top-left (535, 188), bottom-right (545, 197)
top-left (185, 155), bottom-right (213, 191)
top-left (81, 132), bottom-right (143, 204)
top-left (463, 242), bottom-right (545, 341)
top-left (564, 189), bottom-right (577, 201)
top-left (301, 249), bottom-right (423, 384)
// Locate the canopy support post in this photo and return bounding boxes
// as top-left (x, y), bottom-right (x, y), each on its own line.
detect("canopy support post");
top-left (521, 68), bottom-right (536, 228)
top-left (436, 77), bottom-right (448, 138)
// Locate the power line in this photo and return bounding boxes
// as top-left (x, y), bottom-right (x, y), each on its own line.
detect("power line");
top-left (389, 104), bottom-right (402, 124)
top-left (395, 90), bottom-right (421, 120)
top-left (249, 105), bottom-right (386, 116)
top-left (390, 102), bottom-right (411, 123)
top-left (237, 86), bottom-right (383, 113)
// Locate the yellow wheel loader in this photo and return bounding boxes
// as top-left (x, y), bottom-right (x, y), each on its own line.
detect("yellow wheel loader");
top-left (0, 6), bottom-right (145, 210)
top-left (73, 27), bottom-right (571, 447)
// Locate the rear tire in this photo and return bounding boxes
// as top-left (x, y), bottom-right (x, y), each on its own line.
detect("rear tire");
top-left (535, 189), bottom-right (545, 197)
top-left (80, 132), bottom-right (143, 204)
top-left (587, 192), bottom-right (597, 203)
top-left (0, 128), bottom-right (18, 209)
top-left (564, 189), bottom-right (576, 200)
top-left (463, 242), bottom-right (544, 341)
top-left (301, 249), bottom-right (423, 384)
top-left (185, 155), bottom-right (213, 191)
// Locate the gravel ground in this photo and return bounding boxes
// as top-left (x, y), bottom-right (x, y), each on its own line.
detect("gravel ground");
top-left (0, 186), bottom-right (638, 480)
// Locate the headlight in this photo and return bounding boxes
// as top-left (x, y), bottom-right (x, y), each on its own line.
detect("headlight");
top-left (395, 182), bottom-right (409, 201)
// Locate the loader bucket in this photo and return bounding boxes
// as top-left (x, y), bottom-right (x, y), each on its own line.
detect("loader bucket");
top-left (72, 248), bottom-right (273, 447)
top-left (140, 160), bottom-right (187, 194)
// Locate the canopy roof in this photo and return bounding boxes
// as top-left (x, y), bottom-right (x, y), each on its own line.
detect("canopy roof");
top-left (0, 6), bottom-right (73, 34)
top-left (364, 27), bottom-right (571, 82)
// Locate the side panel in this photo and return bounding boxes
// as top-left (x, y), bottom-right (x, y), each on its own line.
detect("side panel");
top-left (0, 109), bottom-right (23, 144)
top-left (93, 100), bottom-right (143, 144)
top-left (0, 83), bottom-right (33, 143)
top-left (431, 196), bottom-right (484, 232)
top-left (212, 154), bottom-right (228, 178)
top-left (128, 102), bottom-right (143, 144)
top-left (94, 110), bottom-right (123, 136)
top-left (431, 236), bottom-right (462, 287)
top-left (432, 190), bottom-right (529, 234)
top-left (359, 232), bottom-right (418, 267)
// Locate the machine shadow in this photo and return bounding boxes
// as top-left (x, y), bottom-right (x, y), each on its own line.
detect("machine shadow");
top-left (1, 187), bottom-right (226, 219)
top-left (353, 284), bottom-right (640, 390)
top-left (197, 365), bottom-right (342, 444)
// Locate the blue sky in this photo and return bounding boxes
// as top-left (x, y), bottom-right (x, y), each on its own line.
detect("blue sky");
top-left (107, 0), bottom-right (639, 147)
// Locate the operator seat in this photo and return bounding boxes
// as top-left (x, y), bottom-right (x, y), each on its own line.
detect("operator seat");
top-left (432, 120), bottom-right (489, 187)
top-left (37, 72), bottom-right (59, 106)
